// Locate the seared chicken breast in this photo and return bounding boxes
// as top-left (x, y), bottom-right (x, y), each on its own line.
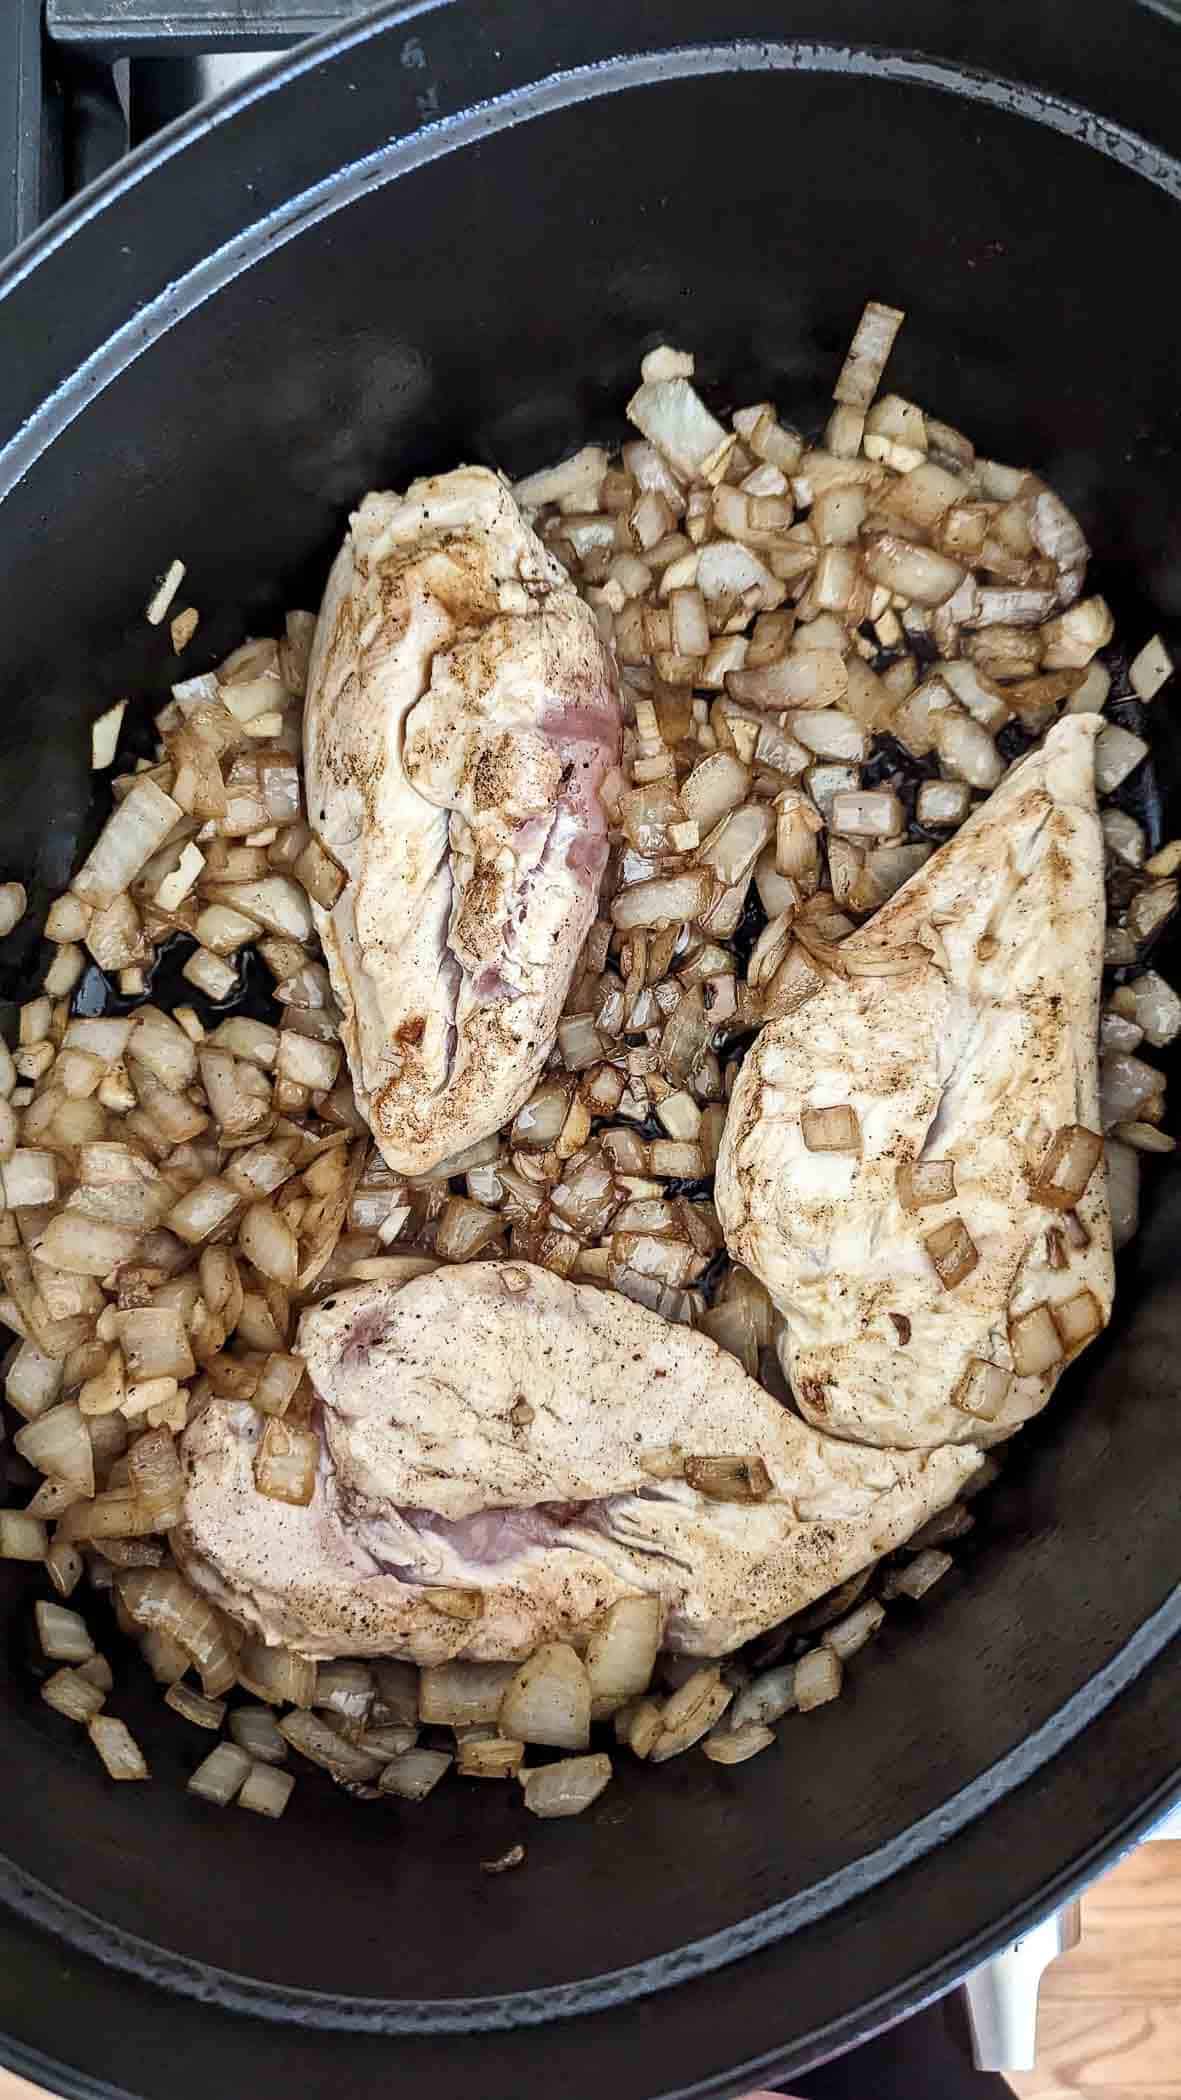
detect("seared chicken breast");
top-left (304, 468), bottom-right (620, 1176)
top-left (175, 1263), bottom-right (980, 1664)
top-left (716, 715), bottom-right (1113, 1450)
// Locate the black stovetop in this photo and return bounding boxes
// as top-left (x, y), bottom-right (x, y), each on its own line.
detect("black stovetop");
top-left (1, 0), bottom-right (367, 259)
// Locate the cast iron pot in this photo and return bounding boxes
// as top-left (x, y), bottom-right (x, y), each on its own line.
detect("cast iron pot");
top-left (2, 4), bottom-right (1181, 2095)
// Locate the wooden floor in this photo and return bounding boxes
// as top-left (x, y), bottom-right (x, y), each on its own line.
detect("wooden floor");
top-left (0, 1846), bottom-right (1177, 2099)
top-left (1008, 1845), bottom-right (1181, 2100)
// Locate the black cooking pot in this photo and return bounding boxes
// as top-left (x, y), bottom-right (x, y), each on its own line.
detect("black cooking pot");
top-left (2, 3), bottom-right (1181, 2095)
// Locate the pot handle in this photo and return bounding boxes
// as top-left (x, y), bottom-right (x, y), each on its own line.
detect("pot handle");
top-left (961, 1899), bottom-right (1082, 2073)
top-left (963, 1803), bottom-right (1181, 2071)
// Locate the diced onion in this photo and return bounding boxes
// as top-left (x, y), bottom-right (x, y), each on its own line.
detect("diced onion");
top-left (1129, 633), bottom-right (1173, 702)
top-left (1053, 1287), bottom-right (1104, 1351)
top-left (953, 1357), bottom-right (1012, 1422)
top-left (612, 870), bottom-right (714, 931)
top-left (239, 1764), bottom-right (295, 1819)
top-left (314, 1660), bottom-right (375, 1732)
top-left (164, 1682), bottom-right (226, 1730)
top-left (117, 1570), bottom-right (237, 1696)
top-left (680, 752), bottom-right (751, 831)
top-left (1113, 1119), bottom-right (1177, 1154)
top-left (378, 1748), bottom-right (452, 1801)
top-left (683, 1455), bottom-right (772, 1503)
top-left (146, 558), bottom-right (186, 626)
top-left (891, 1550), bottom-right (953, 1601)
top-left (935, 709), bottom-right (1003, 791)
top-left (119, 1599), bottom-right (185, 1668)
top-left (238, 1202), bottom-right (298, 1287)
top-left (228, 1705), bottom-right (287, 1755)
top-left (435, 1196), bottom-right (507, 1261)
top-left (1009, 1303), bottom-right (1064, 1378)
top-left (205, 876), bottom-right (312, 943)
top-left (45, 1539), bottom-right (84, 1599)
top-left (254, 1417), bottom-right (319, 1507)
top-left (59, 1488), bottom-right (163, 1544)
top-left (863, 534), bottom-right (964, 608)
top-left (702, 1721), bottom-right (775, 1765)
top-left (617, 1697), bottom-right (664, 1758)
top-left (585, 1596), bottom-right (662, 1712)
top-left (1030, 1124), bottom-right (1104, 1210)
top-left (456, 1731), bottom-right (525, 1779)
top-left (189, 1741), bottom-right (252, 1805)
top-left (36, 1600), bottom-right (95, 1663)
top-left (698, 803), bottom-right (773, 886)
top-left (3, 1149), bottom-right (58, 1209)
top-left (275, 1029), bottom-right (341, 1091)
top-left (499, 1644), bottom-right (591, 1751)
top-left (794, 1648), bottom-right (843, 1711)
top-left (113, 1309), bottom-right (195, 1383)
top-left (627, 377), bottom-right (728, 481)
top-left (650, 1669), bottom-right (732, 1762)
top-left (801, 1105), bottom-right (861, 1154)
top-left (0, 881), bottom-right (27, 938)
top-left (357, 1725), bottom-right (417, 1760)
top-left (1127, 880), bottom-right (1178, 946)
top-left (514, 444), bottom-right (610, 510)
top-left (32, 1604), bottom-right (92, 1671)
top-left (15, 1403), bottom-right (95, 1496)
top-left (833, 300), bottom-right (904, 410)
top-left (1126, 971), bottom-right (1181, 1055)
top-left (166, 1178), bottom-right (242, 1245)
top-left (729, 654), bottom-right (846, 710)
top-left (42, 1667), bottom-right (105, 1721)
top-left (236, 1638), bottom-right (317, 1709)
top-left (278, 1710), bottom-right (384, 1785)
top-left (5, 1340), bottom-right (64, 1421)
top-left (1095, 724), bottom-right (1149, 793)
top-left (249, 1351), bottom-right (305, 1418)
top-left (786, 709), bottom-right (867, 762)
top-left (922, 1216), bottom-right (979, 1290)
top-left (522, 1752), bottom-right (613, 1819)
top-left (896, 1159), bottom-right (956, 1210)
top-left (74, 778), bottom-right (182, 910)
top-left (90, 702), bottom-right (127, 770)
top-left (823, 1599), bottom-right (886, 1660)
top-left (1101, 806), bottom-right (1143, 865)
top-left (1041, 595), bottom-right (1113, 669)
top-left (830, 789), bottom-right (903, 839)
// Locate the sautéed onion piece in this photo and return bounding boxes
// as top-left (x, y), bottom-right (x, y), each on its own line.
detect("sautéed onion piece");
top-left (0, 302), bottom-right (1172, 1833)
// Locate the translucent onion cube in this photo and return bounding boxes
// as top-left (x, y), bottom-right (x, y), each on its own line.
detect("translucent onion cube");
top-left (923, 1216), bottom-right (979, 1290)
top-left (1009, 1303), bottom-right (1064, 1378)
top-left (1030, 1124), bottom-right (1103, 1211)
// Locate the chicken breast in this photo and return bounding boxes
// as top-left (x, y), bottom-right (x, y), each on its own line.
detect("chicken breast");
top-left (716, 715), bottom-right (1114, 1451)
top-left (303, 468), bottom-right (620, 1176)
top-left (174, 1263), bottom-right (980, 1664)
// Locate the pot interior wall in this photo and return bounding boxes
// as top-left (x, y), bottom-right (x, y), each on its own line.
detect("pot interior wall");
top-left (1, 48), bottom-right (1180, 2021)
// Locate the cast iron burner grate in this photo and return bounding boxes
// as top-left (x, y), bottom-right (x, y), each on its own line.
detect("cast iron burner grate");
top-left (1, 0), bottom-right (367, 258)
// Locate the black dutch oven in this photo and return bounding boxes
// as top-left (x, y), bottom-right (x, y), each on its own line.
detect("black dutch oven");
top-left (1, 5), bottom-right (1181, 2096)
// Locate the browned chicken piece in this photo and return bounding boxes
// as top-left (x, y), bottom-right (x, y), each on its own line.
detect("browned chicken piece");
top-left (174, 1262), bottom-right (981, 1665)
top-left (716, 716), bottom-right (1114, 1449)
top-left (304, 467), bottom-right (620, 1177)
